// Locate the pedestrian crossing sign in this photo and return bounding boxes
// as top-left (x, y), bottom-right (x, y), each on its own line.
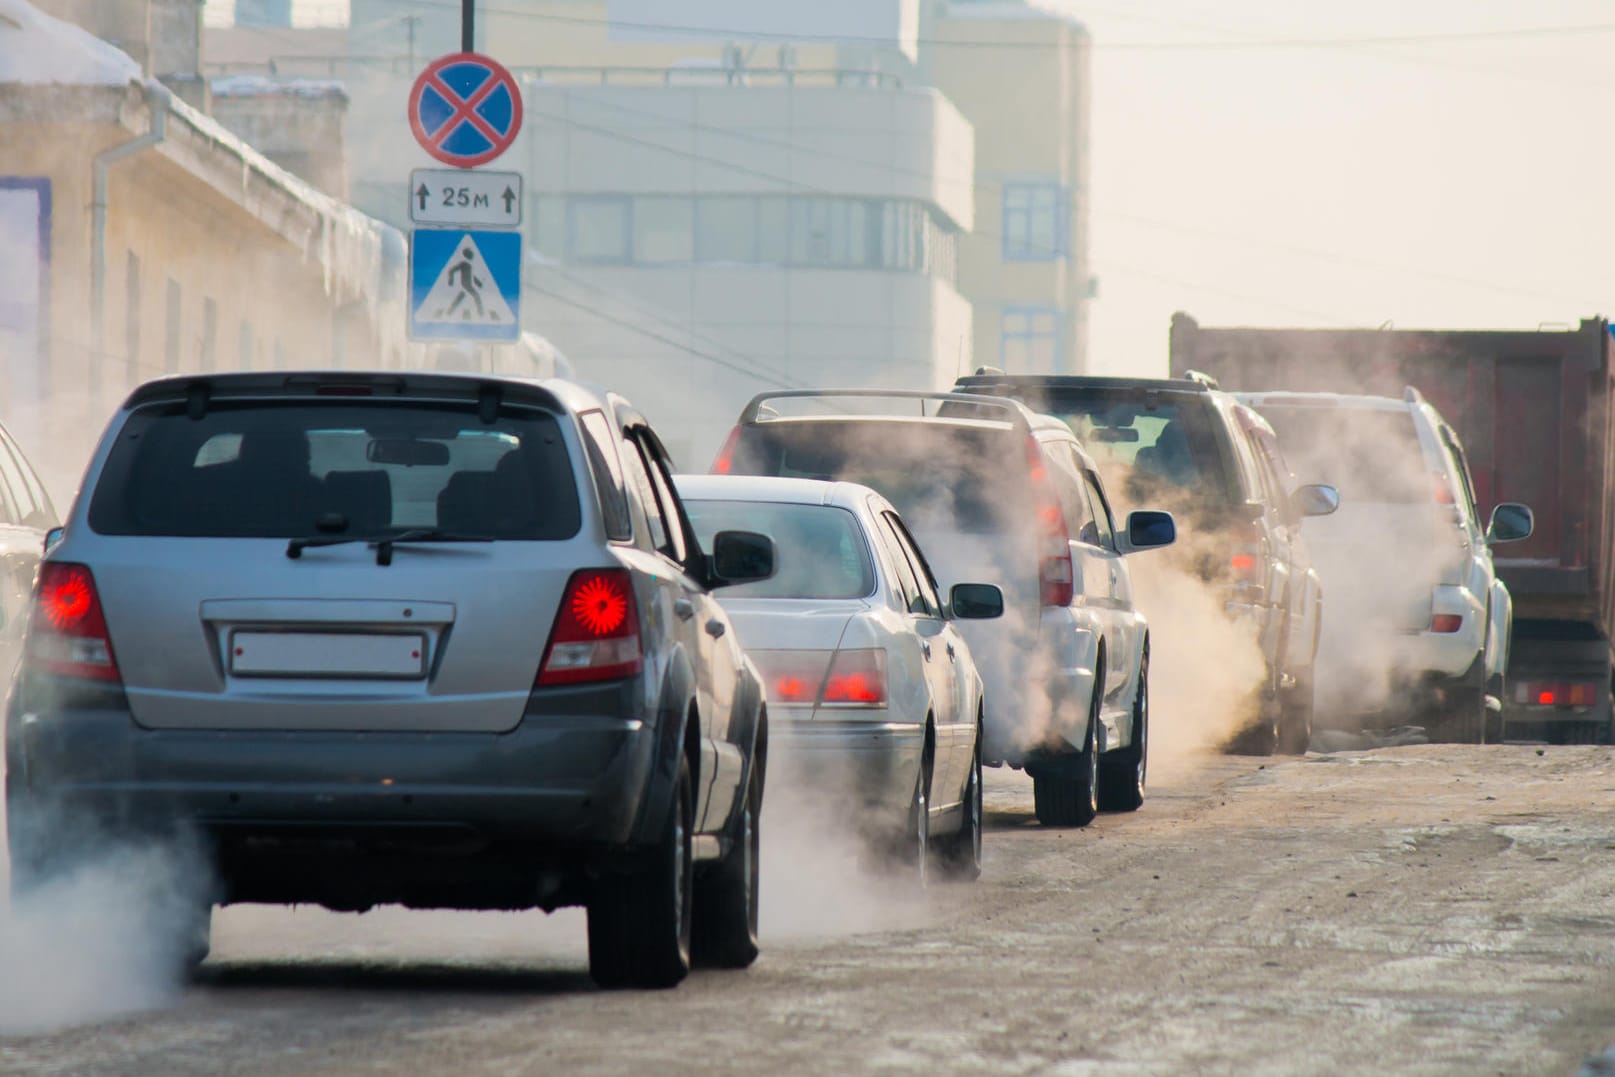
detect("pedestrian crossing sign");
top-left (409, 228), bottom-right (521, 342)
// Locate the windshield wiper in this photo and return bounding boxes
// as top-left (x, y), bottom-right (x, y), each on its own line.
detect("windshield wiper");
top-left (287, 529), bottom-right (494, 565)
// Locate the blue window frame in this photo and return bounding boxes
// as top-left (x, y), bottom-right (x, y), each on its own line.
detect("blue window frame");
top-left (1000, 307), bottom-right (1063, 372)
top-left (1001, 180), bottom-right (1068, 262)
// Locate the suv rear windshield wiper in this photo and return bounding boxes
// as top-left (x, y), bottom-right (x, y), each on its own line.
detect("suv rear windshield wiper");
top-left (287, 529), bottom-right (494, 565)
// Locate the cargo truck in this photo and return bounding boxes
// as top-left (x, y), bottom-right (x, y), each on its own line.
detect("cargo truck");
top-left (1169, 313), bottom-right (1615, 743)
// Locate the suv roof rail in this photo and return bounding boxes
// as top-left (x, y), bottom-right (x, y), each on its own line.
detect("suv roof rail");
top-left (1183, 369), bottom-right (1222, 390)
top-left (737, 388), bottom-right (1028, 429)
top-left (1402, 385), bottom-right (1426, 405)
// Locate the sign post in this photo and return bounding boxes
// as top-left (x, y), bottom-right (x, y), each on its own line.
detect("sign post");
top-left (405, 44), bottom-right (524, 344)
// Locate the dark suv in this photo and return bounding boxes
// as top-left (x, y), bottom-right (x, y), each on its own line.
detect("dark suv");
top-left (954, 372), bottom-right (1339, 754)
top-left (7, 371), bottom-right (774, 989)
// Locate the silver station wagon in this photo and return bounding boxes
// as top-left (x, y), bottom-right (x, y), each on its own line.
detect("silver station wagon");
top-left (5, 372), bottom-right (775, 989)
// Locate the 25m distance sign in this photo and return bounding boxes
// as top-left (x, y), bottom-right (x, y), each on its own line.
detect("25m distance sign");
top-left (410, 168), bottom-right (523, 228)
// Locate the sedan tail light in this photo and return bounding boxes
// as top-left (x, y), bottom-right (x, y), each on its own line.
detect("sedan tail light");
top-left (752, 648), bottom-right (887, 708)
top-left (25, 562), bottom-right (121, 682)
top-left (537, 569), bottom-right (643, 686)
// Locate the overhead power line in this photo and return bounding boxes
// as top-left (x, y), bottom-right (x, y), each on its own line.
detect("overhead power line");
top-left (387, 2), bottom-right (1615, 53)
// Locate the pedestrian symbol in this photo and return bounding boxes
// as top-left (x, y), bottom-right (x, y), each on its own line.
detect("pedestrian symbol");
top-left (409, 229), bottom-right (521, 342)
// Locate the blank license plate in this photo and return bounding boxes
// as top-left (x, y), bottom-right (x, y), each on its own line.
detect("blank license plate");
top-left (230, 632), bottom-right (427, 678)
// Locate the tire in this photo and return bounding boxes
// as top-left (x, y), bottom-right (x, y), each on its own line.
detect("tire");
top-left (1099, 654), bottom-right (1148, 813)
top-left (1277, 671), bottom-right (1314, 755)
top-left (934, 719), bottom-right (983, 881)
top-left (588, 755), bottom-right (695, 990)
top-left (1033, 684), bottom-right (1100, 828)
top-left (691, 754), bottom-right (762, 970)
top-left (1227, 694), bottom-right (1279, 757)
top-left (1428, 688), bottom-right (1485, 744)
top-left (900, 739), bottom-right (933, 888)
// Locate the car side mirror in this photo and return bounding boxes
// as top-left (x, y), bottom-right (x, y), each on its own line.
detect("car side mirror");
top-left (710, 529), bottom-right (775, 586)
top-left (42, 526), bottom-right (63, 554)
top-left (1487, 502), bottom-right (1533, 544)
top-left (1291, 483), bottom-right (1340, 518)
top-left (948, 582), bottom-right (1004, 620)
top-left (1118, 510), bottom-right (1176, 554)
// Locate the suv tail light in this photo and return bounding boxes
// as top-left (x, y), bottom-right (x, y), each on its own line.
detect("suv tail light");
top-left (752, 648), bottom-right (887, 708)
top-left (1433, 473), bottom-right (1457, 505)
top-left (1430, 613), bottom-right (1463, 633)
top-left (711, 426), bottom-right (744, 475)
top-left (26, 563), bottom-right (120, 682)
top-left (1027, 437), bottom-right (1074, 607)
top-left (1230, 521), bottom-right (1265, 587)
top-left (537, 569), bottom-right (643, 686)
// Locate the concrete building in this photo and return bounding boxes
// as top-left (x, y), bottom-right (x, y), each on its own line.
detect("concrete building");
top-left (210, 75), bottom-right (350, 198)
top-left (0, 0), bottom-right (408, 498)
top-left (928, 0), bottom-right (1094, 375)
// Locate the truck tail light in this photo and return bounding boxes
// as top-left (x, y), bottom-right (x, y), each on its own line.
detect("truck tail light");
top-left (25, 563), bottom-right (121, 683)
top-left (752, 648), bottom-right (886, 708)
top-left (1027, 437), bottom-right (1074, 607)
top-left (537, 569), bottom-right (643, 686)
top-left (1515, 681), bottom-right (1598, 708)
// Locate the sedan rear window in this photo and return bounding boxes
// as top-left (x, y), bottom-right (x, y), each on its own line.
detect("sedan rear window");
top-left (89, 402), bottom-right (581, 539)
top-left (685, 500), bottom-right (875, 600)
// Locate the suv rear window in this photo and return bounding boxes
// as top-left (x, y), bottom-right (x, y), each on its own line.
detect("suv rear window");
top-left (726, 421), bottom-right (1030, 534)
top-left (89, 402), bottom-right (581, 539)
top-left (1031, 392), bottom-right (1234, 514)
top-left (1258, 405), bottom-right (1429, 503)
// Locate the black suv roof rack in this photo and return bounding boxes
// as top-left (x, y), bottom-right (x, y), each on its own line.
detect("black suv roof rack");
top-left (737, 388), bottom-right (1029, 429)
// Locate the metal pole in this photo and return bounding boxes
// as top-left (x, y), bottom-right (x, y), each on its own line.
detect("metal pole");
top-left (461, 0), bottom-right (473, 52)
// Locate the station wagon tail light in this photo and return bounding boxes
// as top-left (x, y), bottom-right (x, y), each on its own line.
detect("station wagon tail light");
top-left (751, 648), bottom-right (886, 708)
top-left (537, 568), bottom-right (643, 686)
top-left (26, 562), bottom-right (120, 682)
top-left (1028, 436), bottom-right (1074, 607)
top-left (711, 426), bottom-right (743, 475)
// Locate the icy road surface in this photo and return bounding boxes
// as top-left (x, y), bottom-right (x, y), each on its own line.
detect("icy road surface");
top-left (7, 746), bottom-right (1615, 1074)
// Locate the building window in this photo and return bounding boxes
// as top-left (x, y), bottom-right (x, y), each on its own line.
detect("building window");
top-left (164, 278), bottom-right (182, 373)
top-left (200, 298), bottom-right (217, 372)
top-left (634, 197), bottom-right (694, 263)
top-left (569, 196), bottom-right (632, 264)
top-left (695, 196), bottom-right (757, 263)
top-left (1002, 181), bottom-right (1068, 262)
top-left (123, 251), bottom-right (141, 381)
top-left (1001, 307), bottom-right (1063, 372)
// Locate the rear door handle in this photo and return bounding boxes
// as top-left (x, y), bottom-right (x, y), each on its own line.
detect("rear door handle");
top-left (674, 598), bottom-right (695, 621)
top-left (705, 619), bottom-right (726, 639)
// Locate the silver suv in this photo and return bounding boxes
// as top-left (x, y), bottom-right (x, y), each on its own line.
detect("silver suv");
top-left (6, 372), bottom-right (775, 989)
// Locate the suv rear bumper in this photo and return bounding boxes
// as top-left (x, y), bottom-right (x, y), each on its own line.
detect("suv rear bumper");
top-left (6, 679), bottom-right (668, 907)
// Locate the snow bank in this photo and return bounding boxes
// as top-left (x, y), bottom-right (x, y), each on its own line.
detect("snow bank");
top-left (210, 74), bottom-right (347, 100)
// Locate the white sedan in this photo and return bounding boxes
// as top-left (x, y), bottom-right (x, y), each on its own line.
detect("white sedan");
top-left (676, 475), bottom-right (1004, 882)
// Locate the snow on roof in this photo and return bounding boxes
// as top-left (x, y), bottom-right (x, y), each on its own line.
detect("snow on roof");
top-left (210, 74), bottom-right (347, 100)
top-left (0, 0), bottom-right (141, 86)
top-left (941, 0), bottom-right (1087, 28)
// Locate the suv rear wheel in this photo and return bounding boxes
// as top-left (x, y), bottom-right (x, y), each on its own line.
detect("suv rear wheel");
top-left (1033, 680), bottom-right (1101, 828)
top-left (588, 755), bottom-right (694, 989)
top-left (1277, 670), bottom-right (1314, 755)
top-left (692, 751), bottom-right (762, 969)
top-left (1099, 655), bottom-right (1148, 812)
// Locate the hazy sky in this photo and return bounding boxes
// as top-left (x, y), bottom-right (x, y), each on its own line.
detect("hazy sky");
top-left (202, 1), bottom-right (1615, 378)
top-left (1074, 0), bottom-right (1614, 375)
